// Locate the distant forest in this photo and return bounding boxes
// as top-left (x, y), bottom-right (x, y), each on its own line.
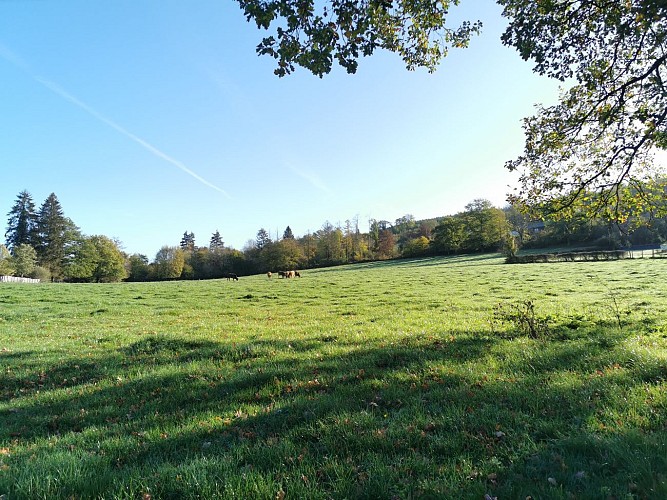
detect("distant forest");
top-left (3, 188), bottom-right (667, 282)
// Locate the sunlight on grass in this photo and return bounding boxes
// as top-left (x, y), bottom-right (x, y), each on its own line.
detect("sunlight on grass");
top-left (1, 255), bottom-right (666, 498)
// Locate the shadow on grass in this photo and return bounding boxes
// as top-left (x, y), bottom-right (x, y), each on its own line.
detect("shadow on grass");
top-left (1, 332), bottom-right (666, 498)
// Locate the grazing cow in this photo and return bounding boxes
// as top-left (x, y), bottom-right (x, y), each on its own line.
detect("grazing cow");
top-left (223, 272), bottom-right (239, 281)
top-left (294, 271), bottom-right (301, 278)
top-left (278, 271), bottom-right (286, 278)
top-left (267, 272), bottom-right (272, 279)
top-left (287, 271), bottom-right (295, 278)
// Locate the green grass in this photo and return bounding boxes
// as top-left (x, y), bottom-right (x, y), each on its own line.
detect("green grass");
top-left (1, 254), bottom-right (666, 499)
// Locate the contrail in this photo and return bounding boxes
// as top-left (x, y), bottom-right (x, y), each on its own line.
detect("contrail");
top-left (286, 161), bottom-right (331, 194)
top-left (1, 43), bottom-right (231, 198)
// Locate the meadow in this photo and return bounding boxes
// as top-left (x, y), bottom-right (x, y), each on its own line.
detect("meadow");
top-left (1, 254), bottom-right (666, 499)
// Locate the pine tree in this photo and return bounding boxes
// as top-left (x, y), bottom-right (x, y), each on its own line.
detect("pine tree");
top-left (5, 190), bottom-right (38, 251)
top-left (209, 230), bottom-right (224, 251)
top-left (179, 231), bottom-right (195, 251)
top-left (256, 228), bottom-right (272, 249)
top-left (36, 193), bottom-right (80, 280)
top-left (283, 226), bottom-right (295, 240)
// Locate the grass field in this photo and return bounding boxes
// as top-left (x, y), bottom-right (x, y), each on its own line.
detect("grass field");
top-left (1, 254), bottom-right (666, 499)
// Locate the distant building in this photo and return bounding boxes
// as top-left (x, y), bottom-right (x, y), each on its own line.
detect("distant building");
top-left (526, 221), bottom-right (545, 233)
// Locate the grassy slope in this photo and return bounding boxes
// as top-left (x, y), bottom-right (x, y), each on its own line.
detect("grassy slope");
top-left (1, 254), bottom-right (666, 499)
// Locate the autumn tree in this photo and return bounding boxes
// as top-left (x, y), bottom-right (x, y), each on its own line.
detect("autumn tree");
top-left (343, 219), bottom-right (354, 262)
top-left (262, 238), bottom-right (304, 271)
top-left (315, 221), bottom-right (344, 265)
top-left (299, 232), bottom-right (317, 266)
top-left (377, 229), bottom-right (396, 259)
top-left (402, 236), bottom-right (430, 258)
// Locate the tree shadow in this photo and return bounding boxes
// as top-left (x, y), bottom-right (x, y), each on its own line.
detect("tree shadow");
top-left (1, 332), bottom-right (665, 498)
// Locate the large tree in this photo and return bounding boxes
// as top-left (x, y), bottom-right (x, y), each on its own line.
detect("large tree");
top-left (460, 199), bottom-right (507, 252)
top-left (5, 190), bottom-right (38, 251)
top-left (35, 193), bottom-right (80, 280)
top-left (66, 236), bottom-right (127, 283)
top-left (238, 0), bottom-right (667, 218)
top-left (153, 246), bottom-right (185, 280)
top-left (502, 0), bottom-right (667, 221)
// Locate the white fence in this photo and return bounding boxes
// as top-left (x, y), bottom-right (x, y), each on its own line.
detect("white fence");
top-left (0, 275), bottom-right (40, 283)
top-left (626, 249), bottom-right (667, 259)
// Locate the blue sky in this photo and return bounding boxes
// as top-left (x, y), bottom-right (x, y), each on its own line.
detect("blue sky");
top-left (1, 0), bottom-right (562, 257)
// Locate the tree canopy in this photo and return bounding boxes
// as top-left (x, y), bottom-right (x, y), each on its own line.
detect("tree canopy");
top-left (237, 0), bottom-right (667, 219)
top-left (502, 0), bottom-right (667, 221)
top-left (235, 0), bottom-right (481, 77)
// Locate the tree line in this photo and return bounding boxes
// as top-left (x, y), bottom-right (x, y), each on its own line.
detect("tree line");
top-left (1, 191), bottom-right (125, 282)
top-left (3, 187), bottom-right (667, 283)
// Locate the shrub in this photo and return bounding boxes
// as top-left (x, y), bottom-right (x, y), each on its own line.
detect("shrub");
top-left (29, 266), bottom-right (52, 283)
top-left (493, 299), bottom-right (549, 338)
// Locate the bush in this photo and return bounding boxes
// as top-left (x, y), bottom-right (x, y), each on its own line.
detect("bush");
top-left (29, 266), bottom-right (52, 283)
top-left (493, 299), bottom-right (549, 338)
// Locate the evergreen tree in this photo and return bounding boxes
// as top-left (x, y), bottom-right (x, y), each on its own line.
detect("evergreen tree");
top-left (283, 226), bottom-right (295, 239)
top-left (256, 228), bottom-right (272, 249)
top-left (5, 190), bottom-right (38, 251)
top-left (36, 193), bottom-right (79, 280)
top-left (210, 230), bottom-right (224, 251)
top-left (179, 231), bottom-right (196, 251)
